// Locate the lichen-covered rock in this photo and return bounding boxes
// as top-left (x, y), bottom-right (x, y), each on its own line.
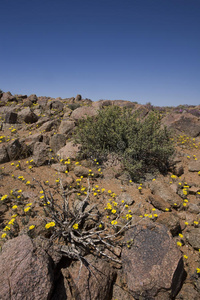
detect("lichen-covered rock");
top-left (122, 221), bottom-right (185, 299)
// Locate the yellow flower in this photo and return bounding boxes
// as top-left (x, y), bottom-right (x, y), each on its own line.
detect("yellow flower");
top-left (12, 205), bottom-right (18, 210)
top-left (73, 223), bottom-right (79, 230)
top-left (108, 190), bottom-right (112, 194)
top-left (126, 214), bottom-right (132, 220)
top-left (111, 209), bottom-right (117, 214)
top-left (196, 268), bottom-right (200, 273)
top-left (24, 207), bottom-right (31, 212)
top-left (40, 190), bottom-right (44, 194)
top-left (11, 214), bottom-right (17, 218)
top-left (26, 203), bottom-right (32, 206)
top-left (177, 242), bottom-right (182, 247)
top-left (26, 181), bottom-right (31, 185)
top-left (165, 208), bottom-right (169, 211)
top-left (1, 194), bottom-right (8, 201)
top-left (111, 220), bottom-right (118, 225)
top-left (8, 218), bottom-right (15, 225)
top-left (4, 226), bottom-right (10, 231)
top-left (106, 203), bottom-right (112, 210)
top-left (183, 255), bottom-right (188, 259)
top-left (40, 195), bottom-right (44, 199)
top-left (1, 233), bottom-right (7, 238)
top-left (45, 222), bottom-right (56, 229)
top-left (99, 224), bottom-right (102, 228)
top-left (29, 225), bottom-right (35, 230)
top-left (185, 222), bottom-right (189, 225)
top-left (179, 233), bottom-right (183, 238)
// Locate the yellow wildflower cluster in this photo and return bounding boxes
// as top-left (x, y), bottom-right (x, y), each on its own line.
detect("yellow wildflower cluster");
top-left (45, 222), bottom-right (56, 229)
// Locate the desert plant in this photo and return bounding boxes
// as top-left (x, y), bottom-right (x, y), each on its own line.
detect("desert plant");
top-left (67, 103), bottom-right (81, 111)
top-left (74, 106), bottom-right (174, 181)
top-left (29, 177), bottom-right (138, 272)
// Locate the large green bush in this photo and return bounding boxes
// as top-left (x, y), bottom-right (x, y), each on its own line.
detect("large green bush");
top-left (74, 106), bottom-right (174, 181)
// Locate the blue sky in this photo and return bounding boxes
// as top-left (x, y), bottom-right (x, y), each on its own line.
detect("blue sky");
top-left (0, 0), bottom-right (199, 106)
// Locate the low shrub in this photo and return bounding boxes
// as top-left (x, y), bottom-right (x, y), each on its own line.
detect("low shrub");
top-left (74, 106), bottom-right (174, 181)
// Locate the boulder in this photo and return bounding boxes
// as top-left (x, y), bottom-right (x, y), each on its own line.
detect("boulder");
top-left (176, 283), bottom-right (200, 300)
top-left (1, 92), bottom-right (16, 102)
top-left (58, 120), bottom-right (75, 135)
top-left (23, 99), bottom-right (33, 107)
top-left (74, 165), bottom-right (90, 177)
top-left (150, 179), bottom-right (182, 208)
top-left (156, 212), bottom-right (181, 236)
top-left (51, 163), bottom-right (68, 173)
top-left (50, 134), bottom-right (67, 153)
top-left (188, 160), bottom-right (200, 172)
top-left (57, 142), bottom-right (80, 160)
top-left (122, 221), bottom-right (185, 299)
top-left (33, 142), bottom-right (49, 166)
top-left (148, 195), bottom-right (171, 212)
top-left (7, 139), bottom-right (22, 161)
top-left (0, 145), bottom-right (9, 164)
top-left (117, 192), bottom-right (135, 206)
top-left (162, 113), bottom-right (200, 137)
top-left (58, 254), bottom-right (116, 300)
top-left (71, 106), bottom-right (98, 121)
top-left (0, 235), bottom-right (54, 300)
top-left (28, 94), bottom-right (38, 103)
top-left (5, 112), bottom-right (18, 124)
top-left (173, 163), bottom-right (184, 177)
top-left (75, 94), bottom-right (82, 101)
top-left (39, 120), bottom-right (58, 132)
top-left (49, 100), bottom-right (64, 112)
top-left (17, 107), bottom-right (38, 124)
top-left (185, 228), bottom-right (200, 250)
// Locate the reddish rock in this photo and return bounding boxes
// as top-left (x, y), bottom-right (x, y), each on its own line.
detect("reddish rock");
top-left (162, 113), bottom-right (200, 137)
top-left (150, 179), bottom-right (182, 208)
top-left (59, 254), bottom-right (116, 300)
top-left (148, 194), bottom-right (171, 212)
top-left (57, 141), bottom-right (81, 160)
top-left (0, 235), bottom-right (54, 300)
top-left (122, 221), bottom-right (185, 299)
top-left (156, 212), bottom-right (181, 236)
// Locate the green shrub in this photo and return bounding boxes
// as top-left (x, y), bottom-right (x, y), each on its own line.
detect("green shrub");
top-left (74, 106), bottom-right (174, 181)
top-left (67, 103), bottom-right (81, 111)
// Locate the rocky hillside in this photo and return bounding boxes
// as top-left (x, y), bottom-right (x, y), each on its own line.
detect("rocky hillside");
top-left (0, 91), bottom-right (200, 299)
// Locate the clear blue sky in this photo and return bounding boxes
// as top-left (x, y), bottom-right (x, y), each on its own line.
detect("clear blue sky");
top-left (0, 0), bottom-right (199, 106)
